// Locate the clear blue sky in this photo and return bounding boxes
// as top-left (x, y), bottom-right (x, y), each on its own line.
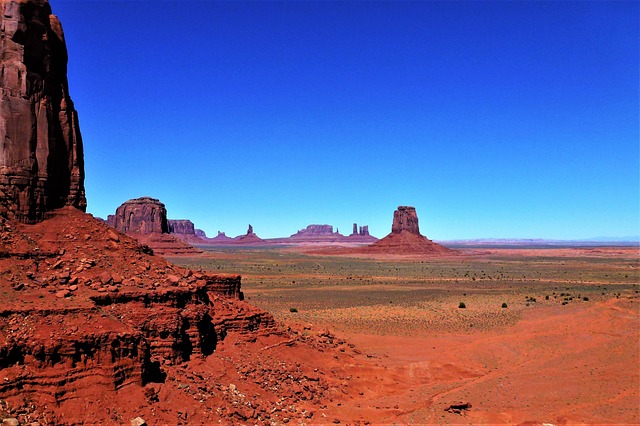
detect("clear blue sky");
top-left (53, 0), bottom-right (638, 240)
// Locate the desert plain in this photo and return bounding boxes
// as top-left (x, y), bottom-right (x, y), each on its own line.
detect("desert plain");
top-left (170, 245), bottom-right (640, 424)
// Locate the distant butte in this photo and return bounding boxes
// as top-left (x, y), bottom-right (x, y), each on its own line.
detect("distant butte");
top-left (233, 224), bottom-right (265, 244)
top-left (107, 197), bottom-right (201, 255)
top-left (368, 206), bottom-right (451, 254)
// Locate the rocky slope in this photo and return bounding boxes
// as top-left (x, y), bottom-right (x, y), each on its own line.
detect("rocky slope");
top-left (0, 207), bottom-right (371, 424)
top-left (0, 0), bottom-right (85, 223)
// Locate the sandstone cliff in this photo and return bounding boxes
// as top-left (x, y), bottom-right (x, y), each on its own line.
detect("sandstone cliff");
top-left (0, 0), bottom-right (85, 223)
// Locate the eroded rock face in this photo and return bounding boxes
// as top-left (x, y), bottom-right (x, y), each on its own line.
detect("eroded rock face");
top-left (168, 219), bottom-right (195, 236)
top-left (0, 0), bottom-right (86, 223)
top-left (108, 197), bottom-right (168, 235)
top-left (391, 206), bottom-right (420, 235)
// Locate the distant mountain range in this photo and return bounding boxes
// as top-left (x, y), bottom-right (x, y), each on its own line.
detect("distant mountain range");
top-left (439, 237), bottom-right (640, 247)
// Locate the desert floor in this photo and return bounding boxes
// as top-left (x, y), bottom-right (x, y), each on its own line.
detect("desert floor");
top-left (170, 246), bottom-right (640, 424)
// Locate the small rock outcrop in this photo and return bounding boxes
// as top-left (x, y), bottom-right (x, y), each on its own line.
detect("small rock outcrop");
top-left (369, 206), bottom-right (451, 254)
top-left (0, 0), bottom-right (86, 223)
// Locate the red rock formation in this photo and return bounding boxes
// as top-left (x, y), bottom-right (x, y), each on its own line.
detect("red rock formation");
top-left (168, 219), bottom-right (195, 235)
top-left (0, 0), bottom-right (85, 223)
top-left (233, 224), bottom-right (265, 244)
top-left (168, 219), bottom-right (208, 245)
top-left (290, 224), bottom-right (337, 238)
top-left (109, 197), bottom-right (168, 234)
top-left (108, 197), bottom-right (200, 255)
top-left (0, 207), bottom-right (349, 424)
top-left (369, 206), bottom-right (451, 254)
top-left (391, 206), bottom-right (420, 234)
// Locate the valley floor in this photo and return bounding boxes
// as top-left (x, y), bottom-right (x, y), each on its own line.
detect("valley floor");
top-left (170, 246), bottom-right (640, 424)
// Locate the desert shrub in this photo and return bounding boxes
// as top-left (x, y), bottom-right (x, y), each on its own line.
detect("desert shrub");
top-left (562, 301), bottom-right (568, 305)
top-left (289, 307), bottom-right (298, 313)
top-left (501, 302), bottom-right (508, 308)
top-left (458, 302), bottom-right (466, 309)
top-left (583, 297), bottom-right (589, 301)
top-left (545, 295), bottom-right (549, 300)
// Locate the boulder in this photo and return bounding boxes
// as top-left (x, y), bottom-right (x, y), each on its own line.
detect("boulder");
top-left (0, 0), bottom-right (86, 223)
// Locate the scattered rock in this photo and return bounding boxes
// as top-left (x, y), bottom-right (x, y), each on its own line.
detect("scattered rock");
top-left (55, 289), bottom-right (71, 298)
top-left (445, 401), bottom-right (472, 414)
top-left (130, 417), bottom-right (146, 426)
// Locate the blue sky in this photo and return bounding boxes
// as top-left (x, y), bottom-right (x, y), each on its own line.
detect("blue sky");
top-left (53, 0), bottom-right (638, 240)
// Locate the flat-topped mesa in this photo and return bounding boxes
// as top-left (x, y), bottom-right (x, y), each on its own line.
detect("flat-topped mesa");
top-left (391, 206), bottom-right (420, 235)
top-left (0, 0), bottom-right (86, 223)
top-left (108, 197), bottom-right (168, 234)
top-left (291, 224), bottom-right (336, 238)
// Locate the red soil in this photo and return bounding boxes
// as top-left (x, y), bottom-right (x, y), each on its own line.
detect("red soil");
top-left (334, 297), bottom-right (639, 424)
top-left (1, 208), bottom-right (637, 424)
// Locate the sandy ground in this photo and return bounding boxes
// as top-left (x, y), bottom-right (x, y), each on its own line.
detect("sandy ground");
top-left (170, 246), bottom-right (640, 424)
top-left (326, 297), bottom-right (639, 424)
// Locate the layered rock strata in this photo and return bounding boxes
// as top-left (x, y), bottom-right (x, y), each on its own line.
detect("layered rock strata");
top-left (0, 0), bottom-right (86, 223)
top-left (0, 207), bottom-right (280, 423)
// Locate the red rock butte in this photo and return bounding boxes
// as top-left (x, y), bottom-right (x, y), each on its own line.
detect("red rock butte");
top-left (369, 205), bottom-right (451, 254)
top-left (107, 196), bottom-right (201, 256)
top-left (0, 0), bottom-right (86, 223)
